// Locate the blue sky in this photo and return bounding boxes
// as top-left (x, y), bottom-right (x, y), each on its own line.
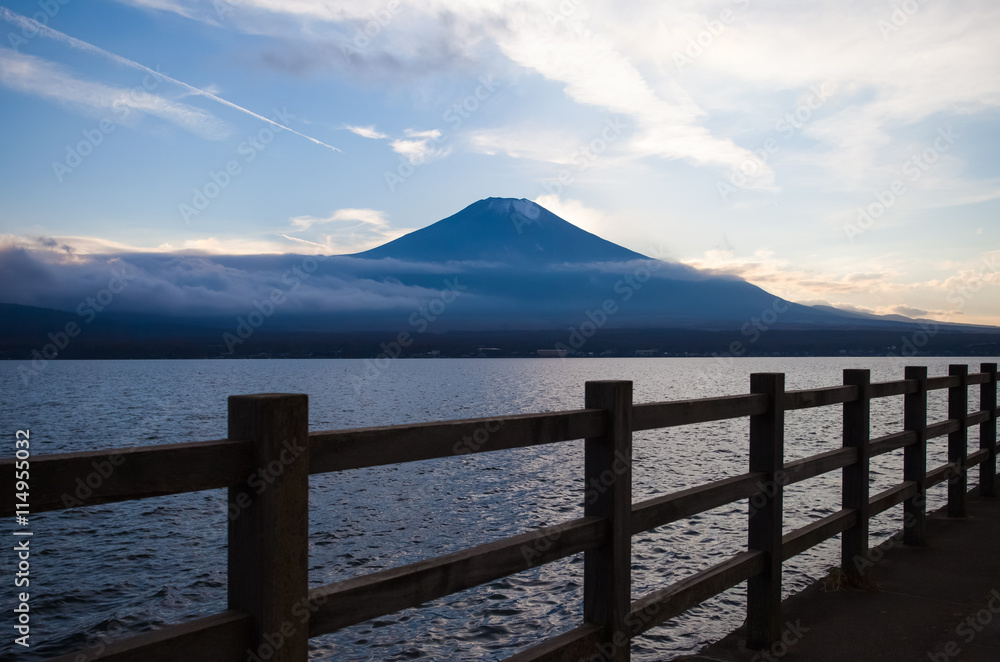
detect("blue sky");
top-left (0, 0), bottom-right (998, 324)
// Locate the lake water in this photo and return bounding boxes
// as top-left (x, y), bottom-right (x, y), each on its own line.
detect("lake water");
top-left (0, 357), bottom-right (994, 660)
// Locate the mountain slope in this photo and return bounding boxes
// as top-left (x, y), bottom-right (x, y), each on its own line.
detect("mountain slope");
top-left (346, 197), bottom-right (862, 329)
top-left (3, 198), bottom-right (988, 350)
top-left (355, 197), bottom-right (647, 264)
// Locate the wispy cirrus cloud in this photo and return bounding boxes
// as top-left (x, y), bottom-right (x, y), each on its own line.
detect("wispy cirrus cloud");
top-left (0, 6), bottom-right (340, 151)
top-left (11, 0), bottom-right (998, 327)
top-left (467, 126), bottom-right (587, 165)
top-left (111, 0), bottom-right (205, 21)
top-left (109, 0), bottom-right (1000, 194)
top-left (0, 206), bottom-right (415, 259)
top-left (288, 208), bottom-right (416, 254)
top-left (0, 48), bottom-right (230, 139)
top-left (115, 0), bottom-right (768, 181)
top-left (0, 233), bottom-right (313, 256)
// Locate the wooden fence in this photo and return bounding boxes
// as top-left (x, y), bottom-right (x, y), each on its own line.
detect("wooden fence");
top-left (2, 362), bottom-right (998, 661)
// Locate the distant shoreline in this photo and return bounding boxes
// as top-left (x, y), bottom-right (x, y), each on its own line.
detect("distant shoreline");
top-left (3, 326), bottom-right (999, 362)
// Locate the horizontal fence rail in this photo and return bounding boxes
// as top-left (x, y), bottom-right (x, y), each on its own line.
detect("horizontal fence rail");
top-left (1, 363), bottom-right (997, 661)
top-left (307, 516), bottom-right (608, 637)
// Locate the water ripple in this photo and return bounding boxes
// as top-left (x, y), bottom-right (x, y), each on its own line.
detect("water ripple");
top-left (0, 357), bottom-right (981, 660)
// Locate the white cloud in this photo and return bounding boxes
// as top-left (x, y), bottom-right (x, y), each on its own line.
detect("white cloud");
top-left (532, 194), bottom-right (611, 236)
top-left (110, 0), bottom-right (1000, 194)
top-left (466, 126), bottom-right (596, 165)
top-left (0, 209), bottom-right (416, 258)
top-left (112, 0), bottom-right (204, 21)
top-left (680, 248), bottom-right (906, 300)
top-left (291, 208), bottom-right (386, 231)
top-left (674, 1), bottom-right (1000, 190)
top-left (345, 124), bottom-right (388, 139)
top-left (490, 7), bottom-right (774, 186)
top-left (0, 48), bottom-right (230, 139)
top-left (113, 1), bottom-right (772, 181)
top-left (390, 129), bottom-right (450, 164)
top-left (0, 233), bottom-right (306, 256)
top-left (23, 1), bottom-right (1000, 325)
top-left (0, 8), bottom-right (339, 151)
top-left (276, 234), bottom-right (334, 251)
top-left (176, 236), bottom-right (301, 254)
top-left (287, 208), bottom-right (415, 254)
top-left (680, 246), bottom-right (1000, 326)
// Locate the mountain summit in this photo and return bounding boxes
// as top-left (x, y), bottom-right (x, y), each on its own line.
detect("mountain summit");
top-left (355, 197), bottom-right (647, 264)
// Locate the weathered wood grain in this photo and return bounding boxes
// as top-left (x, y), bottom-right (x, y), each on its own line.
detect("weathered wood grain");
top-left (782, 510), bottom-right (857, 561)
top-left (628, 551), bottom-right (766, 636)
top-left (633, 393), bottom-right (767, 430)
top-left (502, 624), bottom-right (605, 662)
top-left (981, 363), bottom-right (998, 496)
top-left (42, 611), bottom-right (251, 662)
top-left (870, 430), bottom-right (917, 457)
top-left (631, 472), bottom-right (765, 534)
top-left (869, 379), bottom-right (916, 399)
top-left (584, 381), bottom-right (633, 662)
top-left (308, 409), bottom-right (605, 473)
top-left (228, 394), bottom-right (310, 662)
top-left (869, 481), bottom-right (918, 518)
top-left (784, 385), bottom-right (857, 410)
top-left (307, 517), bottom-right (605, 637)
top-left (0, 438), bottom-right (252, 517)
top-left (841, 369), bottom-right (871, 580)
top-left (784, 447), bottom-right (856, 485)
top-left (904, 366), bottom-right (928, 545)
top-left (948, 365), bottom-right (969, 517)
top-left (747, 373), bottom-right (785, 649)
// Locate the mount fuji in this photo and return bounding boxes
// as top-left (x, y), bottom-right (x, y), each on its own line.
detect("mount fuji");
top-left (343, 197), bottom-right (852, 330)
top-left (357, 197), bottom-right (647, 264)
top-left (3, 197), bottom-right (992, 359)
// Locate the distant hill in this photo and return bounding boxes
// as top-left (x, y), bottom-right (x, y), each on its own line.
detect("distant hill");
top-left (3, 300), bottom-right (999, 361)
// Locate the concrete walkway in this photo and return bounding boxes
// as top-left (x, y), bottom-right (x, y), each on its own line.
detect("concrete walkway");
top-left (677, 492), bottom-right (1000, 662)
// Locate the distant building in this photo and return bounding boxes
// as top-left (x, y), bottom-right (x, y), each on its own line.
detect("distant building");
top-left (536, 349), bottom-right (568, 358)
top-left (634, 349), bottom-right (660, 357)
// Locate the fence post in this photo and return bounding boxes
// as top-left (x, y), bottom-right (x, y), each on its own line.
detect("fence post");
top-left (584, 380), bottom-right (633, 662)
top-left (903, 366), bottom-right (928, 546)
top-left (981, 363), bottom-right (998, 498)
top-left (948, 365), bottom-right (969, 517)
top-left (841, 369), bottom-right (871, 579)
top-left (228, 394), bottom-right (310, 662)
top-left (747, 373), bottom-right (785, 650)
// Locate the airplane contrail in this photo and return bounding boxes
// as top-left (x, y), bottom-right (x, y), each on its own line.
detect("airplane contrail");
top-left (277, 233), bottom-right (335, 251)
top-left (0, 6), bottom-right (340, 152)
